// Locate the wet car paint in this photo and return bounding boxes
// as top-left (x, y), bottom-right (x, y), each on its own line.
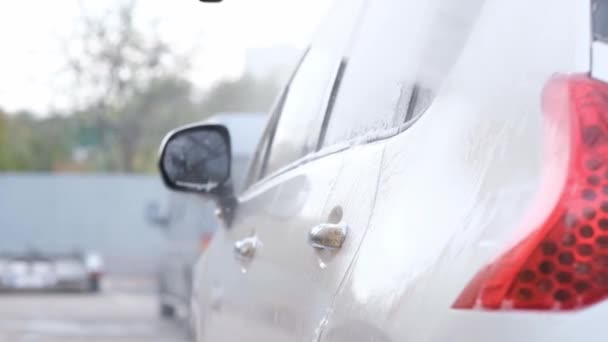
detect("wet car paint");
top-left (194, 151), bottom-right (347, 341)
top-left (319, 0), bottom-right (592, 341)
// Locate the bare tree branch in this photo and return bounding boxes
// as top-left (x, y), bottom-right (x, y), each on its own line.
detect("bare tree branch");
top-left (62, 0), bottom-right (191, 171)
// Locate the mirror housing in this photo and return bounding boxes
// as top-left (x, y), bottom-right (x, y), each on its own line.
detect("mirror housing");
top-left (158, 123), bottom-right (236, 224)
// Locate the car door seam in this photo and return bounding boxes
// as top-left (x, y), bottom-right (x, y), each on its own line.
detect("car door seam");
top-left (314, 143), bottom-right (387, 342)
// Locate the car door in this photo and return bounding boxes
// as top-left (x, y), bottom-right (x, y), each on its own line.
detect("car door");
top-left (192, 1), bottom-right (367, 341)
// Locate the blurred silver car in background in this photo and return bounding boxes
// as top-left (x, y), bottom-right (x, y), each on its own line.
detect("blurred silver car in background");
top-left (147, 112), bottom-right (266, 320)
top-left (0, 249), bottom-right (104, 292)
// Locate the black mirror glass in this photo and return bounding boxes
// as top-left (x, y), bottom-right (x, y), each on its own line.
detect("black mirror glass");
top-left (160, 126), bottom-right (231, 192)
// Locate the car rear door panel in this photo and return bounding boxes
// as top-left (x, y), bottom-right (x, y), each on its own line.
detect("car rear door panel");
top-left (319, 0), bottom-right (588, 340)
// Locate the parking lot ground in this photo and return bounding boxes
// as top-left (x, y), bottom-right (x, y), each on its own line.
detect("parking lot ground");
top-left (0, 277), bottom-right (189, 342)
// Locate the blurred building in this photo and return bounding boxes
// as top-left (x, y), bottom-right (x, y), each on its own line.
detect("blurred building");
top-left (245, 46), bottom-right (301, 84)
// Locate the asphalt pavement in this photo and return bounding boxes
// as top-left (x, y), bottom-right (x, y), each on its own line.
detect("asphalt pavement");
top-left (0, 277), bottom-right (189, 342)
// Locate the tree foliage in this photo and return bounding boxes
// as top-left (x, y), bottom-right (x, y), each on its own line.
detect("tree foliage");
top-left (65, 0), bottom-right (190, 171)
top-left (0, 112), bottom-right (74, 171)
top-left (0, 1), bottom-right (281, 173)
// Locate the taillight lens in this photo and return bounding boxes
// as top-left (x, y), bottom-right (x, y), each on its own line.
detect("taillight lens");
top-left (200, 233), bottom-right (213, 252)
top-left (454, 74), bottom-right (608, 310)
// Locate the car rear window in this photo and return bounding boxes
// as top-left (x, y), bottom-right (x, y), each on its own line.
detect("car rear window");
top-left (594, 0), bottom-right (608, 42)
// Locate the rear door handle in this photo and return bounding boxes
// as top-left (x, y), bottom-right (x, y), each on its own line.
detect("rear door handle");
top-left (233, 236), bottom-right (258, 260)
top-left (308, 222), bottom-right (348, 250)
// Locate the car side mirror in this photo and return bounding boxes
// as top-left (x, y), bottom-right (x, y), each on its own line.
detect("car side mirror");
top-left (159, 124), bottom-right (231, 191)
top-left (158, 123), bottom-right (237, 224)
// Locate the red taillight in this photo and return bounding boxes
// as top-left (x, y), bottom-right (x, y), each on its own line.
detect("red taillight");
top-left (200, 233), bottom-right (213, 252)
top-left (454, 74), bottom-right (608, 310)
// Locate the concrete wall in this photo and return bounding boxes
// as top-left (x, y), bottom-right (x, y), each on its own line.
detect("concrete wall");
top-left (0, 157), bottom-right (254, 276)
top-left (0, 173), bottom-right (169, 275)
top-left (0, 113), bottom-right (267, 276)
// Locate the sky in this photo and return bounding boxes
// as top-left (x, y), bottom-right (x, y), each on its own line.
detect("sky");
top-left (0, 0), bottom-right (334, 115)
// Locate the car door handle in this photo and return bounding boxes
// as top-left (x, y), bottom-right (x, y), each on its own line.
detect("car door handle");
top-left (233, 236), bottom-right (258, 260)
top-left (308, 222), bottom-right (348, 250)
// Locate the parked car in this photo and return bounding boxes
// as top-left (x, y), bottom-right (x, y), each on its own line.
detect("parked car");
top-left (0, 249), bottom-right (103, 292)
top-left (156, 0), bottom-right (608, 340)
top-left (147, 112), bottom-right (265, 320)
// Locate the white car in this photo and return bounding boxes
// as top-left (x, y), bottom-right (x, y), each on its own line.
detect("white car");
top-left (157, 0), bottom-right (608, 340)
top-left (0, 250), bottom-right (103, 292)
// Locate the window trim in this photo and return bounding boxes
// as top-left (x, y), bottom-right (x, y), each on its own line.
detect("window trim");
top-left (241, 111), bottom-right (275, 189)
top-left (317, 58), bottom-right (348, 150)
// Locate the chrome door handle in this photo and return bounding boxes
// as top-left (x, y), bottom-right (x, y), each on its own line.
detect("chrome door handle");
top-left (233, 236), bottom-right (258, 260)
top-left (308, 222), bottom-right (348, 250)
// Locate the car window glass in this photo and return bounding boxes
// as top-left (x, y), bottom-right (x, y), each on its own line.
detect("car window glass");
top-left (594, 0), bottom-right (608, 42)
top-left (251, 0), bottom-right (364, 180)
top-left (242, 47), bottom-right (304, 188)
top-left (263, 48), bottom-right (337, 176)
top-left (322, 0), bottom-right (485, 147)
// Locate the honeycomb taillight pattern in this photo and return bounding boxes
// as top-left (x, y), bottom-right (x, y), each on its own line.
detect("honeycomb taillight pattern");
top-left (454, 75), bottom-right (608, 310)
